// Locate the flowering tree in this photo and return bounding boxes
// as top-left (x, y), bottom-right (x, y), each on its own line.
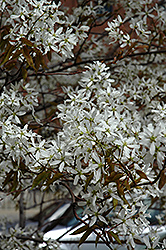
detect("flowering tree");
top-left (0, 0), bottom-right (166, 249)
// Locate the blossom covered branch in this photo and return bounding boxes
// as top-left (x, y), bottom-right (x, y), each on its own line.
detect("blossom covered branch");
top-left (0, 0), bottom-right (166, 249)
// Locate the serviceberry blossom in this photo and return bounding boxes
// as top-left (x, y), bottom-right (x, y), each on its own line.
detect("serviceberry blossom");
top-left (55, 59), bottom-right (166, 248)
top-left (0, 81), bottom-right (38, 124)
top-left (1, 0), bottom-right (89, 59)
top-left (1, 0), bottom-right (166, 249)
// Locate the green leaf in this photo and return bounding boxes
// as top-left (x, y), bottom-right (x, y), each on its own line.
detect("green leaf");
top-left (123, 178), bottom-right (131, 190)
top-left (113, 198), bottom-right (118, 208)
top-left (31, 171), bottom-right (49, 189)
top-left (117, 181), bottom-right (124, 196)
top-left (11, 49), bottom-right (22, 60)
top-left (107, 231), bottom-right (122, 245)
top-left (95, 234), bottom-right (100, 247)
top-left (50, 171), bottom-right (63, 182)
top-left (71, 225), bottom-right (89, 235)
top-left (4, 59), bottom-right (17, 71)
top-left (84, 173), bottom-right (94, 191)
top-left (107, 231), bottom-right (113, 242)
top-left (13, 185), bottom-right (22, 199)
top-left (10, 172), bottom-right (18, 192)
top-left (3, 170), bottom-right (14, 187)
top-left (43, 171), bottom-right (63, 191)
top-left (21, 67), bottom-right (28, 81)
top-left (47, 50), bottom-right (52, 61)
top-left (0, 43), bottom-right (15, 66)
top-left (20, 38), bottom-right (35, 47)
top-left (78, 228), bottom-right (93, 246)
top-left (104, 172), bottom-right (123, 186)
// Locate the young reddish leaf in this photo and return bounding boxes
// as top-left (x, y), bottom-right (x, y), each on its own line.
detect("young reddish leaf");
top-left (130, 177), bottom-right (142, 188)
top-left (36, 50), bottom-right (47, 69)
top-left (4, 59), bottom-right (17, 71)
top-left (124, 41), bottom-right (137, 56)
top-left (134, 238), bottom-right (143, 244)
top-left (22, 45), bottom-right (35, 69)
top-left (136, 170), bottom-right (148, 180)
top-left (158, 171), bottom-right (166, 189)
top-left (19, 161), bottom-right (27, 173)
top-left (107, 231), bottom-right (122, 245)
top-left (34, 53), bottom-right (41, 72)
top-left (71, 225), bottom-right (89, 235)
top-left (159, 33), bottom-right (163, 45)
top-left (0, 39), bottom-right (8, 52)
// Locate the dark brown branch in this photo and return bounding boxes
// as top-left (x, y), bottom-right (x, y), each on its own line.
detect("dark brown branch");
top-left (113, 155), bottom-right (137, 187)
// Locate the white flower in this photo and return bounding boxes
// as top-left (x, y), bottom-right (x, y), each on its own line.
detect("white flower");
top-left (140, 124), bottom-right (161, 154)
top-left (88, 206), bottom-right (108, 227)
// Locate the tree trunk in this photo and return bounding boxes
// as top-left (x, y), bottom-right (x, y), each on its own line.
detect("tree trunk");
top-left (19, 192), bottom-right (25, 228)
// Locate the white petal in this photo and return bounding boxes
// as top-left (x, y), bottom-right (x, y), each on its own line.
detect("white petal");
top-left (150, 141), bottom-right (155, 155)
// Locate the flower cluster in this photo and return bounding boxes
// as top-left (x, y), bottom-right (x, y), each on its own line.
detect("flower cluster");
top-left (1, 0), bottom-right (89, 59)
top-left (57, 60), bottom-right (166, 218)
top-left (106, 1), bottom-right (166, 49)
top-left (0, 218), bottom-right (59, 250)
top-left (0, 81), bottom-right (38, 124)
